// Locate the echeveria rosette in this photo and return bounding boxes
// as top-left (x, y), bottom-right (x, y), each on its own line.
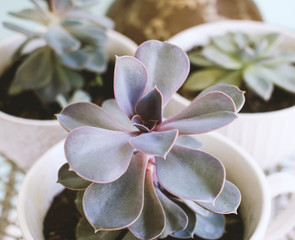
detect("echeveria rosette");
top-left (184, 32), bottom-right (295, 101)
top-left (4, 0), bottom-right (113, 103)
top-left (57, 40), bottom-right (244, 240)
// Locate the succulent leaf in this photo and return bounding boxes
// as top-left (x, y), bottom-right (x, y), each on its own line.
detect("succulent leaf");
top-left (243, 65), bottom-right (274, 100)
top-left (9, 9), bottom-right (49, 24)
top-left (75, 190), bottom-right (84, 216)
top-left (183, 68), bottom-right (227, 91)
top-left (135, 87), bottom-right (163, 124)
top-left (9, 47), bottom-right (53, 95)
top-left (65, 127), bottom-right (134, 183)
top-left (83, 153), bottom-right (148, 230)
top-left (84, 50), bottom-right (107, 73)
top-left (129, 169), bottom-right (165, 240)
top-left (76, 217), bottom-right (122, 240)
top-left (57, 102), bottom-right (130, 132)
top-left (202, 45), bottom-right (242, 70)
top-left (171, 202), bottom-right (197, 239)
top-left (135, 40), bottom-right (190, 106)
top-left (182, 199), bottom-right (209, 217)
top-left (196, 84), bottom-right (245, 112)
top-left (114, 56), bottom-right (148, 118)
top-left (158, 92), bottom-right (237, 134)
top-left (58, 49), bottom-right (90, 70)
top-left (44, 25), bottom-right (80, 54)
top-left (156, 145), bottom-right (225, 203)
top-left (64, 11), bottom-right (114, 29)
top-left (194, 212), bottom-right (225, 239)
top-left (188, 32), bottom-right (295, 100)
top-left (57, 163), bottom-right (91, 190)
top-left (2, 22), bottom-right (41, 38)
top-left (52, 0), bottom-right (74, 15)
top-left (175, 136), bottom-right (202, 149)
top-left (129, 130), bottom-right (178, 158)
top-left (156, 189), bottom-right (188, 238)
top-left (196, 180), bottom-right (241, 214)
top-left (102, 99), bottom-right (137, 131)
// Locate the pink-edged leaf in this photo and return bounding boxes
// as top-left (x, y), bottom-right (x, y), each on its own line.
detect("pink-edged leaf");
top-left (131, 115), bottom-right (150, 133)
top-left (196, 180), bottom-right (241, 214)
top-left (102, 99), bottom-right (137, 132)
top-left (129, 129), bottom-right (178, 158)
top-left (83, 153), bottom-right (148, 231)
top-left (182, 199), bottom-right (209, 217)
top-left (76, 217), bottom-right (122, 240)
top-left (157, 92), bottom-right (237, 134)
top-left (52, 0), bottom-right (74, 15)
top-left (135, 40), bottom-right (190, 106)
top-left (57, 163), bottom-right (91, 190)
top-left (65, 127), bottom-right (134, 183)
top-left (171, 201), bottom-right (197, 239)
top-left (135, 86), bottom-right (163, 123)
top-left (156, 189), bottom-right (188, 238)
top-left (129, 169), bottom-right (165, 240)
top-left (114, 56), bottom-right (148, 118)
top-left (194, 212), bottom-right (225, 239)
top-left (196, 84), bottom-right (245, 112)
top-left (156, 145), bottom-right (225, 203)
top-left (57, 102), bottom-right (130, 132)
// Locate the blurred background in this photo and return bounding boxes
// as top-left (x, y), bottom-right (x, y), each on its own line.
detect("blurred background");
top-left (0, 0), bottom-right (294, 41)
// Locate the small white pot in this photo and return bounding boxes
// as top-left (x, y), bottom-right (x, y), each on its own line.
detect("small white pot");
top-left (0, 30), bottom-right (137, 171)
top-left (18, 133), bottom-right (295, 240)
top-left (167, 20), bottom-right (295, 170)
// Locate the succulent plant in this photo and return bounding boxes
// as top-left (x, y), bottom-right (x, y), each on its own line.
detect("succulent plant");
top-left (3, 0), bottom-right (114, 103)
top-left (57, 40), bottom-right (245, 240)
top-left (183, 32), bottom-right (295, 101)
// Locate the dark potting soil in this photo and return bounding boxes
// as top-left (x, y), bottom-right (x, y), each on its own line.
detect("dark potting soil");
top-left (43, 189), bottom-right (244, 240)
top-left (0, 59), bottom-right (115, 120)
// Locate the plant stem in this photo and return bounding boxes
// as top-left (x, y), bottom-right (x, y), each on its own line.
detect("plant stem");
top-left (46, 0), bottom-right (54, 11)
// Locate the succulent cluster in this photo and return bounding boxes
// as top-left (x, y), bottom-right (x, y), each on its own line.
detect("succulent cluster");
top-left (57, 40), bottom-right (245, 240)
top-left (183, 32), bottom-right (295, 100)
top-left (4, 0), bottom-right (114, 103)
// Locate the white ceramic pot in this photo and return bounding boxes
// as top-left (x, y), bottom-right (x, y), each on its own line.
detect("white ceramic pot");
top-left (167, 20), bottom-right (295, 170)
top-left (0, 30), bottom-right (137, 171)
top-left (18, 133), bottom-right (295, 240)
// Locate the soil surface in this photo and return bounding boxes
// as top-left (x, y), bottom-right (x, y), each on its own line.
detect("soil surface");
top-left (0, 59), bottom-right (115, 120)
top-left (44, 189), bottom-right (244, 240)
top-left (179, 51), bottom-right (295, 113)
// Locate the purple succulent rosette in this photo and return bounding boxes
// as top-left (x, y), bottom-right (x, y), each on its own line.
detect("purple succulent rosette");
top-left (57, 40), bottom-right (245, 240)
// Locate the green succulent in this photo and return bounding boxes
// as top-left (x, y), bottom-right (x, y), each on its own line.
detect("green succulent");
top-left (183, 32), bottom-right (295, 100)
top-left (3, 0), bottom-right (114, 104)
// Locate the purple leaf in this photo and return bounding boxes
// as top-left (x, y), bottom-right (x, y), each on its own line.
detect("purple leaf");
top-left (57, 102), bottom-right (130, 132)
top-left (135, 40), bottom-right (190, 106)
top-left (129, 130), bottom-right (178, 158)
top-left (102, 99), bottom-right (137, 131)
top-left (156, 189), bottom-right (188, 238)
top-left (65, 127), bottom-right (134, 183)
top-left (129, 169), bottom-right (165, 239)
top-left (114, 56), bottom-right (148, 118)
top-left (157, 92), bottom-right (237, 134)
top-left (131, 115), bottom-right (150, 132)
top-left (52, 0), bottom-right (73, 15)
top-left (156, 145), bottom-right (225, 203)
top-left (83, 153), bottom-right (148, 230)
top-left (135, 86), bottom-right (163, 124)
top-left (196, 180), bottom-right (241, 214)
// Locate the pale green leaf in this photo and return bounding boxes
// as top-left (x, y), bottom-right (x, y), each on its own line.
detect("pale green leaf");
top-left (9, 8), bottom-right (49, 24)
top-left (183, 68), bottom-right (226, 91)
top-left (188, 50), bottom-right (216, 67)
